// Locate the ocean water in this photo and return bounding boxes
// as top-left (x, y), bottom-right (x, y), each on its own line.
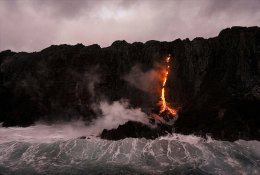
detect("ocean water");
top-left (0, 123), bottom-right (259, 175)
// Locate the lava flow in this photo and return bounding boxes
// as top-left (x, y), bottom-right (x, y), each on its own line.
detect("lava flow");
top-left (159, 54), bottom-right (177, 116)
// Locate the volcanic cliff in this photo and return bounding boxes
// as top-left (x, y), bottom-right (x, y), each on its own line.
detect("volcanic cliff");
top-left (0, 26), bottom-right (259, 141)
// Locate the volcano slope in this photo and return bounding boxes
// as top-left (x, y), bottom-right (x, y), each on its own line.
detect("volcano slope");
top-left (0, 26), bottom-right (259, 141)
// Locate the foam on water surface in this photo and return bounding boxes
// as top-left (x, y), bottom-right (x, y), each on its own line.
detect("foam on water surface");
top-left (0, 124), bottom-right (259, 175)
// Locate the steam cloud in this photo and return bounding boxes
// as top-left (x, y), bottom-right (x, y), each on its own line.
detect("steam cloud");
top-left (89, 100), bottom-right (152, 134)
top-left (124, 65), bottom-right (160, 93)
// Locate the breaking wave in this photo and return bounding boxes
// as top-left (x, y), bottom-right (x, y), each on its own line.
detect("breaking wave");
top-left (0, 124), bottom-right (259, 175)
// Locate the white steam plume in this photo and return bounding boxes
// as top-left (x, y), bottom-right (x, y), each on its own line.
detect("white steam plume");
top-left (88, 100), bottom-right (152, 134)
top-left (123, 65), bottom-right (160, 93)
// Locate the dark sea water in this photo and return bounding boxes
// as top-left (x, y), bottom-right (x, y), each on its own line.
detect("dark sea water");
top-left (0, 124), bottom-right (259, 175)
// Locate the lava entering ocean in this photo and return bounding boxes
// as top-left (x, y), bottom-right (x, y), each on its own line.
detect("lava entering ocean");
top-left (159, 54), bottom-right (177, 117)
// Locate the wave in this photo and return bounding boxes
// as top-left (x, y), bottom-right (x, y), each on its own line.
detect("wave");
top-left (0, 124), bottom-right (259, 175)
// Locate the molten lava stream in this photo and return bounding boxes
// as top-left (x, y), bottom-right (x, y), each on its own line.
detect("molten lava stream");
top-left (160, 54), bottom-right (177, 116)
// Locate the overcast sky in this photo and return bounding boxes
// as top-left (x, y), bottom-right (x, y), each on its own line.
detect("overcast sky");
top-left (0, 0), bottom-right (259, 52)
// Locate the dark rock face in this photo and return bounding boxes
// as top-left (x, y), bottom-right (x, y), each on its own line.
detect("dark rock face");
top-left (0, 26), bottom-right (259, 141)
top-left (169, 26), bottom-right (260, 141)
top-left (101, 121), bottom-right (173, 140)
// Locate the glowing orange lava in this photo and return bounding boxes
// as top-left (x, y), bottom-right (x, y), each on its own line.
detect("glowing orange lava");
top-left (160, 54), bottom-right (177, 116)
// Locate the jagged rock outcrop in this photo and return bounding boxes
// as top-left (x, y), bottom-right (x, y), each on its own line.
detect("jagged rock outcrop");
top-left (0, 26), bottom-right (259, 141)
top-left (100, 121), bottom-right (173, 140)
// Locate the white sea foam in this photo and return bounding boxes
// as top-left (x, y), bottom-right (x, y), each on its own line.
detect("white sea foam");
top-left (0, 128), bottom-right (259, 175)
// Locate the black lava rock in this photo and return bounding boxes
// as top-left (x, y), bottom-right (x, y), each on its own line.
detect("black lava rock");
top-left (100, 121), bottom-right (173, 140)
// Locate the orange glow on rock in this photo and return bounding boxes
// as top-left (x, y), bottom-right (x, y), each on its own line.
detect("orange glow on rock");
top-left (160, 54), bottom-right (177, 116)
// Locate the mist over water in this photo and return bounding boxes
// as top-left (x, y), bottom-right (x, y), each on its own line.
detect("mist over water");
top-left (0, 121), bottom-right (91, 144)
top-left (0, 122), bottom-right (260, 175)
top-left (0, 99), bottom-right (153, 145)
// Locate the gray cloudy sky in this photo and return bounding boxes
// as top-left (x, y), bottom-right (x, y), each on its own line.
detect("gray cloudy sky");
top-left (0, 0), bottom-right (259, 52)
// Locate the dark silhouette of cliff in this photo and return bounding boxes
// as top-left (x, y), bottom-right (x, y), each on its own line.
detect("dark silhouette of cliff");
top-left (0, 26), bottom-right (259, 141)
